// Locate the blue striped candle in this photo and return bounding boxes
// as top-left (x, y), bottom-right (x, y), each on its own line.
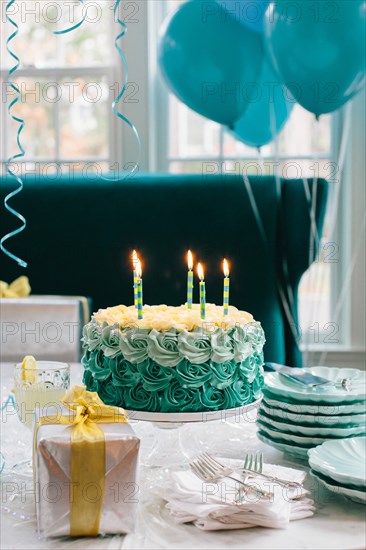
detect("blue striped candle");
top-left (133, 270), bottom-right (138, 308)
top-left (223, 259), bottom-right (230, 316)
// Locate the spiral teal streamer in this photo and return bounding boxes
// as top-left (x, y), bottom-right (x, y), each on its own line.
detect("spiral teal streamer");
top-left (1, 0), bottom-right (27, 268)
top-left (52, 0), bottom-right (86, 35)
top-left (105, 0), bottom-right (141, 177)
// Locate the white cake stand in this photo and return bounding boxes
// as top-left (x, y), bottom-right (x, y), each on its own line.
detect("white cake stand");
top-left (126, 398), bottom-right (262, 468)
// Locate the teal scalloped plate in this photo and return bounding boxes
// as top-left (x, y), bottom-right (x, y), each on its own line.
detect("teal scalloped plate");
top-left (264, 367), bottom-right (366, 404)
top-left (260, 401), bottom-right (366, 427)
top-left (257, 430), bottom-right (309, 460)
top-left (308, 437), bottom-right (366, 487)
top-left (257, 410), bottom-right (366, 437)
top-left (262, 391), bottom-right (366, 415)
top-left (310, 469), bottom-right (366, 505)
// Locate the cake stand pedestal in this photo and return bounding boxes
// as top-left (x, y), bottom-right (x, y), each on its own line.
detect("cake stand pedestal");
top-left (126, 398), bottom-right (262, 468)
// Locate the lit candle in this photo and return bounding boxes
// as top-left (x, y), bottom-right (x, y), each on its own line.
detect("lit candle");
top-left (136, 259), bottom-right (143, 320)
top-left (223, 259), bottom-right (230, 316)
top-left (132, 250), bottom-right (139, 308)
top-left (197, 262), bottom-right (206, 320)
top-left (187, 250), bottom-right (194, 309)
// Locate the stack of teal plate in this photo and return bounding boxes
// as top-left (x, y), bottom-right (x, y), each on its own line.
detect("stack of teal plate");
top-left (309, 437), bottom-right (366, 504)
top-left (257, 367), bottom-right (366, 460)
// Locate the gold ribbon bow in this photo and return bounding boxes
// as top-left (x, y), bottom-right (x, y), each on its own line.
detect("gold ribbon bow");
top-left (0, 276), bottom-right (31, 298)
top-left (35, 385), bottom-right (128, 537)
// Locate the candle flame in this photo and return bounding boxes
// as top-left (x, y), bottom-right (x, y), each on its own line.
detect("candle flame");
top-left (197, 262), bottom-right (204, 281)
top-left (187, 250), bottom-right (193, 270)
top-left (223, 259), bottom-right (229, 277)
top-left (136, 258), bottom-right (142, 278)
top-left (132, 249), bottom-right (139, 268)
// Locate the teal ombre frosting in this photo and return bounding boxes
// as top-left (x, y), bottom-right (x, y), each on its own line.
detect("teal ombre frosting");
top-left (178, 328), bottom-right (211, 363)
top-left (101, 323), bottom-right (122, 358)
top-left (210, 328), bottom-right (234, 363)
top-left (230, 326), bottom-right (253, 363)
top-left (120, 328), bottom-right (149, 363)
top-left (82, 321), bottom-right (103, 351)
top-left (175, 360), bottom-right (212, 388)
top-left (82, 319), bottom-right (265, 365)
top-left (82, 317), bottom-right (265, 413)
top-left (147, 329), bottom-right (181, 367)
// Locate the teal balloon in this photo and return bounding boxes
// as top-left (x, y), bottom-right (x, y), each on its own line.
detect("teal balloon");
top-left (264, 0), bottom-right (366, 116)
top-left (158, 1), bottom-right (263, 125)
top-left (231, 61), bottom-right (294, 148)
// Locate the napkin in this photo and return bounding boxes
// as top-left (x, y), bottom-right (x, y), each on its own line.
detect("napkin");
top-left (161, 459), bottom-right (314, 531)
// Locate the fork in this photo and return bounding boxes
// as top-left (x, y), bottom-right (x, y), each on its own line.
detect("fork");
top-left (203, 452), bottom-right (301, 489)
top-left (190, 455), bottom-right (272, 500)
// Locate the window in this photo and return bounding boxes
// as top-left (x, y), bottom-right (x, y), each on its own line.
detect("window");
top-left (155, 0), bottom-right (336, 346)
top-left (0, 0), bottom-right (117, 175)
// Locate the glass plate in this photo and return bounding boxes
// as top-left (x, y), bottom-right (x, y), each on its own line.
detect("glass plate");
top-left (260, 402), bottom-right (366, 427)
top-left (257, 410), bottom-right (366, 437)
top-left (257, 431), bottom-right (309, 460)
top-left (310, 469), bottom-right (366, 505)
top-left (308, 437), bottom-right (366, 487)
top-left (264, 367), bottom-right (366, 404)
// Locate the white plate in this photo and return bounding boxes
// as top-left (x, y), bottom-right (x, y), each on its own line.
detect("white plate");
top-left (126, 398), bottom-right (262, 423)
top-left (257, 431), bottom-right (309, 460)
top-left (257, 420), bottom-right (327, 446)
top-left (308, 437), bottom-right (366, 487)
top-left (310, 469), bottom-right (366, 505)
top-left (257, 411), bottom-right (366, 437)
top-left (260, 402), bottom-right (366, 426)
top-left (265, 367), bottom-right (366, 404)
top-left (263, 394), bottom-right (366, 415)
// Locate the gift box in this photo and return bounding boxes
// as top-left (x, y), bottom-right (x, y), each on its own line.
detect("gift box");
top-left (34, 386), bottom-right (140, 537)
top-left (0, 295), bottom-right (91, 362)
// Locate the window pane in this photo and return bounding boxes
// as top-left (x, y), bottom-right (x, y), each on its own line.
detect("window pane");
top-left (169, 95), bottom-right (221, 158)
top-left (1, 1), bottom-right (112, 69)
top-left (7, 78), bottom-right (56, 159)
top-left (59, 76), bottom-right (109, 159)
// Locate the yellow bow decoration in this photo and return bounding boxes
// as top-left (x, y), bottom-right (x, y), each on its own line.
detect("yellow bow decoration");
top-left (34, 385), bottom-right (128, 537)
top-left (0, 276), bottom-right (31, 298)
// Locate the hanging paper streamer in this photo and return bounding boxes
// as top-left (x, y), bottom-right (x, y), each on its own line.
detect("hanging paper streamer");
top-left (1, 0), bottom-right (27, 268)
top-left (52, 0), bottom-right (86, 35)
top-left (107, 0), bottom-right (141, 177)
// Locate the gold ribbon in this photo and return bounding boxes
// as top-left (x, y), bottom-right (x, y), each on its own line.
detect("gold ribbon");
top-left (34, 385), bottom-right (128, 537)
top-left (0, 276), bottom-right (31, 298)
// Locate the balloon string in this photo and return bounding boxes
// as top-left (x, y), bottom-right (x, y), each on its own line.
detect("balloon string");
top-left (102, 0), bottom-right (141, 179)
top-left (52, 0), bottom-right (86, 35)
top-left (1, 0), bottom-right (27, 268)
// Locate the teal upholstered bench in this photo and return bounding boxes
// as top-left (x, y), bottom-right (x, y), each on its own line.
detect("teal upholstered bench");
top-left (0, 173), bottom-right (328, 366)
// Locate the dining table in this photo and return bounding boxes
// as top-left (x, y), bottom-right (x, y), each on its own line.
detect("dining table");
top-left (1, 362), bottom-right (365, 550)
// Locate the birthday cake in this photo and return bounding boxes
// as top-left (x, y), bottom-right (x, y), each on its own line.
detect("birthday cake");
top-left (81, 304), bottom-right (265, 413)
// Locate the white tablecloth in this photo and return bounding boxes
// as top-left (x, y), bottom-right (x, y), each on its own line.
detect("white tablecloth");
top-left (1, 363), bottom-right (365, 550)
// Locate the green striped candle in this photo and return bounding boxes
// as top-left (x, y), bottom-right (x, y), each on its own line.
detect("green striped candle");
top-left (198, 263), bottom-right (206, 320)
top-left (136, 259), bottom-right (143, 320)
top-left (187, 250), bottom-right (194, 309)
top-left (223, 259), bottom-right (230, 315)
top-left (132, 250), bottom-right (139, 309)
